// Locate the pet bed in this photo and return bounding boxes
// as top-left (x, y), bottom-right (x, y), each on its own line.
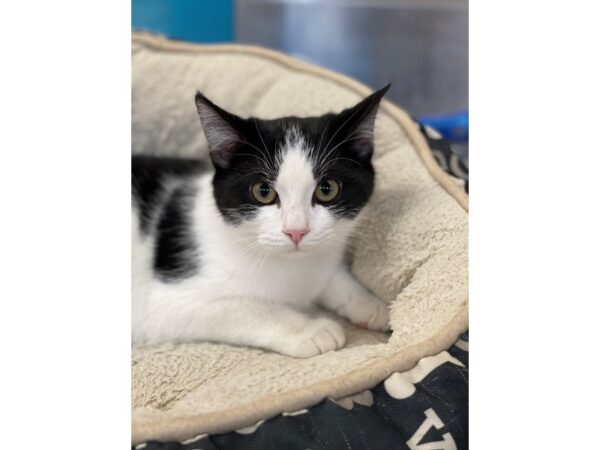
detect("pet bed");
top-left (132, 32), bottom-right (468, 445)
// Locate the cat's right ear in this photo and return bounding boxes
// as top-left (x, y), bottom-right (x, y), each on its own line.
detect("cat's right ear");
top-left (195, 92), bottom-right (244, 169)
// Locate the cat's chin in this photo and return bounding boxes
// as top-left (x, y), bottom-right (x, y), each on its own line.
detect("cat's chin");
top-left (284, 248), bottom-right (312, 258)
top-left (285, 244), bottom-right (332, 258)
top-left (263, 244), bottom-right (318, 258)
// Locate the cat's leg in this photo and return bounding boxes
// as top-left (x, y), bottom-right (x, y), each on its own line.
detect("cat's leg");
top-left (139, 294), bottom-right (345, 358)
top-left (319, 266), bottom-right (390, 331)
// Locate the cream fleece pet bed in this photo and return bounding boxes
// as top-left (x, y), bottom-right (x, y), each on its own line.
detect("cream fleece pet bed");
top-left (132, 33), bottom-right (468, 445)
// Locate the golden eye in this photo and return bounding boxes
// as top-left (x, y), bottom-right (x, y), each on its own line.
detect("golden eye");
top-left (251, 182), bottom-right (278, 205)
top-left (314, 179), bottom-right (341, 203)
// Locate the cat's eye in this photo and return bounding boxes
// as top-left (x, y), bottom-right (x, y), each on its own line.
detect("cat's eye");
top-left (314, 179), bottom-right (341, 203)
top-left (251, 182), bottom-right (278, 205)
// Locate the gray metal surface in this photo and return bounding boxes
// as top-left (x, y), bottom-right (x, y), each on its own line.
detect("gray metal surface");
top-left (235, 0), bottom-right (468, 116)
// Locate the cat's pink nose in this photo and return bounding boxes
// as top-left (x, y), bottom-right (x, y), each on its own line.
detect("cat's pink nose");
top-left (283, 228), bottom-right (309, 246)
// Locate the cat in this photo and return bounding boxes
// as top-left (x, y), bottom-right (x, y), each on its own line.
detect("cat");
top-left (132, 85), bottom-right (391, 358)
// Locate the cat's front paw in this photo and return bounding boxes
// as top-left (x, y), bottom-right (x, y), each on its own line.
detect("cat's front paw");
top-left (348, 295), bottom-right (390, 332)
top-left (280, 318), bottom-right (346, 358)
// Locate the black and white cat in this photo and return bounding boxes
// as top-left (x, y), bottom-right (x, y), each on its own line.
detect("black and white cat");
top-left (132, 86), bottom-right (391, 358)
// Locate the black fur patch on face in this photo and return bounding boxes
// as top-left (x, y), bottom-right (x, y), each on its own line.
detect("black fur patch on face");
top-left (310, 131), bottom-right (375, 219)
top-left (195, 86), bottom-right (389, 224)
top-left (210, 120), bottom-right (278, 224)
top-left (132, 155), bottom-right (206, 282)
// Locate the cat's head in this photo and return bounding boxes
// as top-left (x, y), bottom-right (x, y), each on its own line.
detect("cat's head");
top-left (195, 86), bottom-right (389, 256)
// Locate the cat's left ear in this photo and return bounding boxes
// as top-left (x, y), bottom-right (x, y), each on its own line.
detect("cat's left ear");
top-left (335, 84), bottom-right (390, 161)
top-left (195, 92), bottom-right (245, 169)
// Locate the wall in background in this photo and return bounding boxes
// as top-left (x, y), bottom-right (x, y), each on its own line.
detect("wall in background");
top-left (236, 0), bottom-right (468, 119)
top-left (132, 0), bottom-right (233, 43)
top-left (131, 0), bottom-right (467, 145)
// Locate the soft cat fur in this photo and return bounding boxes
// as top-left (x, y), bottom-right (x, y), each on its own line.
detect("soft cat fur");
top-left (132, 86), bottom-right (391, 358)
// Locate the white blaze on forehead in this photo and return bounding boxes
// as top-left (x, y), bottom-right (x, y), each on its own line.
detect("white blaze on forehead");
top-left (275, 132), bottom-right (316, 231)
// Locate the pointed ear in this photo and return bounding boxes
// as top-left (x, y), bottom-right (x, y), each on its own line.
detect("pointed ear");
top-left (335, 84), bottom-right (390, 160)
top-left (195, 92), bottom-right (244, 169)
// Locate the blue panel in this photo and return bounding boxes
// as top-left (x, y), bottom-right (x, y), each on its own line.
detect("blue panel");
top-left (132, 0), bottom-right (233, 43)
top-left (418, 111), bottom-right (469, 144)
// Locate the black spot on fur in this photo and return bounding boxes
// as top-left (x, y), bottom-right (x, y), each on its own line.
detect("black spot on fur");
top-left (132, 155), bottom-right (207, 282)
top-left (132, 155), bottom-right (208, 232)
top-left (154, 183), bottom-right (199, 282)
